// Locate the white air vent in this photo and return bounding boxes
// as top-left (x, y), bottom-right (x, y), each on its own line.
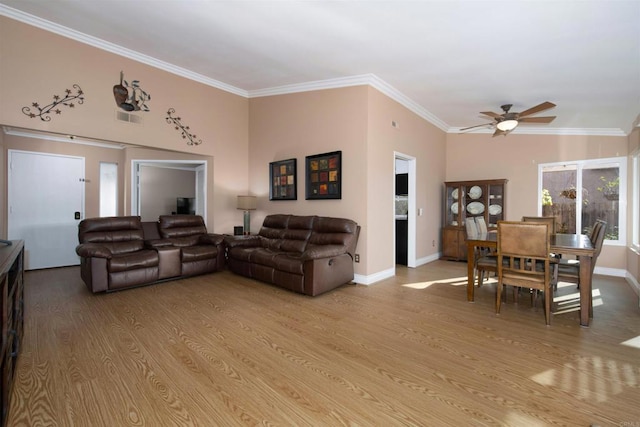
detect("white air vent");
top-left (115, 110), bottom-right (143, 125)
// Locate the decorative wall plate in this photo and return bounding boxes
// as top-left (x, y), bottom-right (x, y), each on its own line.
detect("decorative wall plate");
top-left (468, 185), bottom-right (482, 199)
top-left (452, 188), bottom-right (459, 200)
top-left (467, 201), bottom-right (485, 215)
top-left (488, 204), bottom-right (502, 215)
top-left (451, 202), bottom-right (463, 214)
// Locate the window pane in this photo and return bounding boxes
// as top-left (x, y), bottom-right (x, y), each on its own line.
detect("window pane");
top-left (582, 164), bottom-right (619, 240)
top-left (541, 165), bottom-right (577, 234)
top-left (100, 162), bottom-right (118, 217)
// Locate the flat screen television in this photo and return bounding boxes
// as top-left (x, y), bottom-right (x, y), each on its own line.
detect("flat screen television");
top-left (176, 197), bottom-right (195, 215)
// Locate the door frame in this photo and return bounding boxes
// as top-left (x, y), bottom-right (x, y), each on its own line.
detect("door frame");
top-left (394, 152), bottom-right (417, 268)
top-left (130, 159), bottom-right (208, 221)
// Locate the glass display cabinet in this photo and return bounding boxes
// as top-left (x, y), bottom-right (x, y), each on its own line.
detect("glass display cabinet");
top-left (442, 179), bottom-right (507, 260)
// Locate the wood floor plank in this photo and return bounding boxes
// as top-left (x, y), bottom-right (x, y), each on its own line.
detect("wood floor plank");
top-left (7, 262), bottom-right (640, 426)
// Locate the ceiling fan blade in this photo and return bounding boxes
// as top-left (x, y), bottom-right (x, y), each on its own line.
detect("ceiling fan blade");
top-left (480, 111), bottom-right (502, 119)
top-left (460, 122), bottom-right (495, 131)
top-left (492, 128), bottom-right (507, 137)
top-left (518, 101), bottom-right (556, 118)
top-left (518, 116), bottom-right (556, 123)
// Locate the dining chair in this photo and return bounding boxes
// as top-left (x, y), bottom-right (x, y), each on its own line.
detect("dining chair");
top-left (496, 221), bottom-right (553, 325)
top-left (475, 217), bottom-right (488, 235)
top-left (465, 217), bottom-right (479, 239)
top-left (522, 216), bottom-right (557, 234)
top-left (556, 220), bottom-right (607, 289)
top-left (522, 216), bottom-right (559, 298)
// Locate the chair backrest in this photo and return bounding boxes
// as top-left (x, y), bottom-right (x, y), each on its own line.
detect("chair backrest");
top-left (498, 221), bottom-right (551, 291)
top-left (475, 216), bottom-right (488, 235)
top-left (465, 217), bottom-right (478, 239)
top-left (499, 221), bottom-right (550, 260)
top-left (592, 220), bottom-right (607, 259)
top-left (522, 216), bottom-right (556, 235)
top-left (589, 219), bottom-right (606, 244)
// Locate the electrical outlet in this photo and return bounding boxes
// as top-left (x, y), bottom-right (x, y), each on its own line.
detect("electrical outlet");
top-left (354, 254), bottom-right (360, 263)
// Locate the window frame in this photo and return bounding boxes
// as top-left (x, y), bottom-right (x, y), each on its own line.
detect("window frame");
top-left (537, 156), bottom-right (627, 246)
top-left (632, 150), bottom-right (640, 251)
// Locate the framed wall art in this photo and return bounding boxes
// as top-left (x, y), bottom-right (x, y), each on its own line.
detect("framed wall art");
top-left (269, 158), bottom-right (297, 200)
top-left (305, 150), bottom-right (341, 200)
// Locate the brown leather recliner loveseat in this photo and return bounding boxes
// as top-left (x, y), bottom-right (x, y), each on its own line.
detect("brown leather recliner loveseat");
top-left (224, 214), bottom-right (360, 296)
top-left (76, 215), bottom-right (224, 293)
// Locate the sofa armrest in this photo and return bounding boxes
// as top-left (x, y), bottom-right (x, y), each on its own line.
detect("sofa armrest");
top-left (224, 235), bottom-right (261, 249)
top-left (301, 244), bottom-right (349, 261)
top-left (199, 233), bottom-right (225, 246)
top-left (145, 238), bottom-right (175, 249)
top-left (76, 243), bottom-right (113, 259)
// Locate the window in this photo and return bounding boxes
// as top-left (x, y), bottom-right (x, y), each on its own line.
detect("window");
top-left (99, 162), bottom-right (118, 217)
top-left (539, 157), bottom-right (626, 245)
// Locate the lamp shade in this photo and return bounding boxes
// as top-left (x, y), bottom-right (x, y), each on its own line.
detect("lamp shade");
top-left (496, 119), bottom-right (518, 132)
top-left (237, 195), bottom-right (257, 210)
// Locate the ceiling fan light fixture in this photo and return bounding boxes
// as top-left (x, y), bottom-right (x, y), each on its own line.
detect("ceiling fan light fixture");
top-left (496, 119), bottom-right (518, 132)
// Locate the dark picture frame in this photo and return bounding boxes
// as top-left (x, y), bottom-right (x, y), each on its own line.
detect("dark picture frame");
top-left (305, 150), bottom-right (342, 200)
top-left (269, 158), bottom-right (297, 200)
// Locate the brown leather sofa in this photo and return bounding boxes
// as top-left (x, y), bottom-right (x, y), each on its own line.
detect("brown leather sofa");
top-left (76, 215), bottom-right (224, 293)
top-left (224, 214), bottom-right (360, 296)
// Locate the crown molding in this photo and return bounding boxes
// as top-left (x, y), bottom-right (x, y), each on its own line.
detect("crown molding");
top-left (0, 4), bottom-right (248, 97)
top-left (448, 126), bottom-right (627, 137)
top-left (248, 74), bottom-right (450, 132)
top-left (1, 4), bottom-right (629, 137)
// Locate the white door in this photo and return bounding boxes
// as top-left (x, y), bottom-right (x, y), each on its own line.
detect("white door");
top-left (8, 150), bottom-right (85, 270)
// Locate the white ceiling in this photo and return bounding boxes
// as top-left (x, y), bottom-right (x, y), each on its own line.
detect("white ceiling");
top-left (2, 0), bottom-right (639, 135)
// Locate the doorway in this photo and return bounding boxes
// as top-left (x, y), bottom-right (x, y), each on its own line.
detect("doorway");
top-left (7, 150), bottom-right (84, 269)
top-left (394, 153), bottom-right (416, 268)
top-left (131, 159), bottom-right (207, 222)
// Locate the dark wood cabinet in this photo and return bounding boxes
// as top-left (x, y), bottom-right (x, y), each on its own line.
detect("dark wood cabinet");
top-left (0, 241), bottom-right (24, 427)
top-left (441, 179), bottom-right (507, 261)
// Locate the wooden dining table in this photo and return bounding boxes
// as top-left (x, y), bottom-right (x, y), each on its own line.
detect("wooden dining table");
top-left (465, 232), bottom-right (596, 327)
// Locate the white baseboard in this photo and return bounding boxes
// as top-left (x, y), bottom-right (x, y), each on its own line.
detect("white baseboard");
top-left (353, 252), bottom-right (441, 285)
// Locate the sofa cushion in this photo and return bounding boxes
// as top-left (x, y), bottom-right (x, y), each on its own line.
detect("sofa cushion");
top-left (109, 249), bottom-right (159, 273)
top-left (159, 215), bottom-right (207, 238)
top-left (228, 246), bottom-right (254, 262)
top-left (279, 215), bottom-right (315, 253)
top-left (181, 245), bottom-right (218, 262)
top-left (274, 253), bottom-right (305, 275)
top-left (309, 217), bottom-right (358, 247)
top-left (250, 248), bottom-right (279, 266)
top-left (78, 216), bottom-right (145, 255)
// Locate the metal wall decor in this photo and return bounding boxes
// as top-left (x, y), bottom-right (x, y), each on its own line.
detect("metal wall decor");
top-left (113, 71), bottom-right (151, 112)
top-left (22, 84), bottom-right (84, 121)
top-left (166, 108), bottom-right (202, 145)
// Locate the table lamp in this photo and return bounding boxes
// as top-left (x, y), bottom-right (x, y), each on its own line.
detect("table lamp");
top-left (237, 195), bottom-right (257, 235)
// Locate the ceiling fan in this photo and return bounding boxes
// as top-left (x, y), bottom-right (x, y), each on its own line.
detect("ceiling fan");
top-left (461, 101), bottom-right (557, 137)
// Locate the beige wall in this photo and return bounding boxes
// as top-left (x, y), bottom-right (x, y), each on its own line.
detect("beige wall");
top-left (249, 86), bottom-right (447, 277)
top-left (0, 16), bottom-right (249, 233)
top-left (446, 133), bottom-right (629, 270)
top-left (249, 87), bottom-right (370, 274)
top-left (1, 15), bottom-right (637, 282)
top-left (366, 87), bottom-right (447, 272)
top-left (139, 166), bottom-right (195, 221)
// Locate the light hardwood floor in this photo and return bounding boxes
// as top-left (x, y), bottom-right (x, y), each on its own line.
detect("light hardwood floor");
top-left (7, 261), bottom-right (640, 426)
